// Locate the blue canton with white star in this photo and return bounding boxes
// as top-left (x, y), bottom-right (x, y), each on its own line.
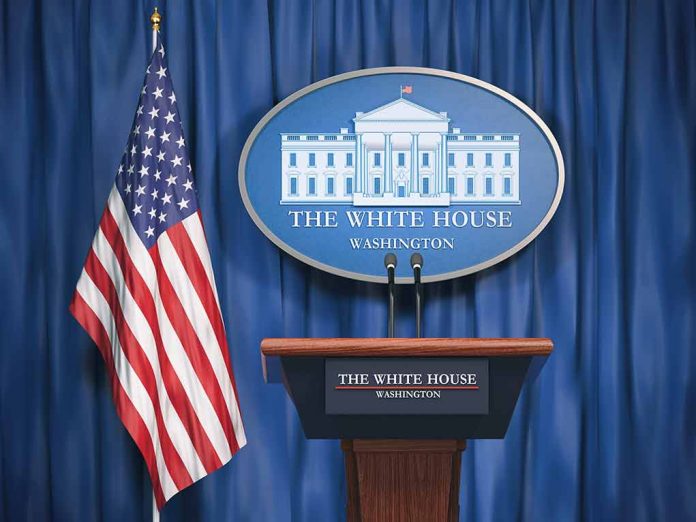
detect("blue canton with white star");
top-left (114, 42), bottom-right (198, 249)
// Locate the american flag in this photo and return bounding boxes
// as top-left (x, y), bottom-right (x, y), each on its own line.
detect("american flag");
top-left (70, 42), bottom-right (246, 509)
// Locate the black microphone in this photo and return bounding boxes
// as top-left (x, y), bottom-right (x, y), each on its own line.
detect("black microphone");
top-left (384, 253), bottom-right (397, 338)
top-left (410, 253), bottom-right (423, 338)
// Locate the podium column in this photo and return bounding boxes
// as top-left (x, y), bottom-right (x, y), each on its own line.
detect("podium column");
top-left (342, 439), bottom-right (466, 522)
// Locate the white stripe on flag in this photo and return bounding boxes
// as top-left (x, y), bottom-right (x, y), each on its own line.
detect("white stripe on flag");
top-left (181, 215), bottom-right (221, 307)
top-left (157, 230), bottom-right (244, 447)
top-left (182, 216), bottom-right (247, 449)
top-left (90, 228), bottom-right (208, 480)
top-left (75, 271), bottom-right (177, 499)
top-left (107, 187), bottom-right (231, 473)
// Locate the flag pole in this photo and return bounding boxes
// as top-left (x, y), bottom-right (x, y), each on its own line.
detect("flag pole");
top-left (150, 7), bottom-right (161, 54)
top-left (149, 10), bottom-right (162, 522)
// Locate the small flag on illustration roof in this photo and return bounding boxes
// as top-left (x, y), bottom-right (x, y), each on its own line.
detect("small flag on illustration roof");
top-left (69, 36), bottom-right (246, 509)
top-left (401, 85), bottom-right (413, 94)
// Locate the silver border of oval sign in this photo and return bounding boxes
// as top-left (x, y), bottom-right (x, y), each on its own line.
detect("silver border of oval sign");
top-left (238, 67), bottom-right (565, 284)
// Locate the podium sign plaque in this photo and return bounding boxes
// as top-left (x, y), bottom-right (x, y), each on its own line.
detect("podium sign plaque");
top-left (325, 357), bottom-right (489, 415)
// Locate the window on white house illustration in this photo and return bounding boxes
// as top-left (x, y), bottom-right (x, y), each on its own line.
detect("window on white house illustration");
top-left (485, 176), bottom-right (493, 196)
top-left (398, 152), bottom-right (405, 167)
top-left (466, 176), bottom-right (475, 195)
top-left (327, 177), bottom-right (335, 195)
top-left (423, 153), bottom-right (430, 167)
top-left (374, 152), bottom-right (381, 167)
top-left (308, 177), bottom-right (316, 195)
top-left (466, 152), bottom-right (474, 167)
top-left (373, 177), bottom-right (381, 194)
top-left (503, 177), bottom-right (512, 196)
top-left (504, 153), bottom-right (511, 168)
top-left (423, 177), bottom-right (430, 194)
top-left (345, 177), bottom-right (353, 195)
top-left (485, 153), bottom-right (492, 167)
top-left (346, 153), bottom-right (353, 167)
top-left (290, 177), bottom-right (298, 196)
top-left (448, 177), bottom-right (456, 195)
top-left (448, 153), bottom-right (455, 167)
top-left (309, 153), bottom-right (316, 167)
top-left (289, 153), bottom-right (297, 167)
top-left (327, 153), bottom-right (334, 167)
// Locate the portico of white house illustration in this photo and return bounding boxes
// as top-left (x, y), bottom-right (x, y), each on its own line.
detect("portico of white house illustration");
top-left (280, 96), bottom-right (520, 207)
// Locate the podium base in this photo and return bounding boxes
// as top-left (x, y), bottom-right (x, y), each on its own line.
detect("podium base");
top-left (342, 439), bottom-right (466, 522)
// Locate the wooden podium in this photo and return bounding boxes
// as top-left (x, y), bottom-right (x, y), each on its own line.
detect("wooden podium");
top-left (261, 338), bottom-right (553, 522)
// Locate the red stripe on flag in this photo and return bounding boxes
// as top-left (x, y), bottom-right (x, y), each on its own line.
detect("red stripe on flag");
top-left (149, 244), bottom-right (238, 461)
top-left (99, 209), bottom-right (226, 472)
top-left (167, 221), bottom-right (242, 424)
top-left (82, 249), bottom-right (193, 489)
top-left (69, 292), bottom-right (167, 508)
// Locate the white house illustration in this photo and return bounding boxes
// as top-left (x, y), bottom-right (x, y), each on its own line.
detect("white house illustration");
top-left (280, 97), bottom-right (520, 206)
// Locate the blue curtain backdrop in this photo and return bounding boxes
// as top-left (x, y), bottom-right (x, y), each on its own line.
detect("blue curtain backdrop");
top-left (1, 0), bottom-right (694, 520)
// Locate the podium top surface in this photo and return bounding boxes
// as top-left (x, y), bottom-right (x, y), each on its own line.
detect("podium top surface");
top-left (260, 338), bottom-right (553, 357)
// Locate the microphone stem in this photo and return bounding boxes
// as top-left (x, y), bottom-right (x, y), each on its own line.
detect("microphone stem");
top-left (414, 266), bottom-right (422, 338)
top-left (388, 266), bottom-right (395, 338)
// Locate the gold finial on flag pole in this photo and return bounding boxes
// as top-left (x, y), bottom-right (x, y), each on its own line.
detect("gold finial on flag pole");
top-left (150, 7), bottom-right (162, 31)
top-left (149, 7), bottom-right (162, 54)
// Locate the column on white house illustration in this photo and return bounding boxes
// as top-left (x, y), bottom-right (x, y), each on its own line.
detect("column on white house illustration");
top-left (411, 133), bottom-right (418, 196)
top-left (355, 133), bottom-right (363, 194)
top-left (384, 133), bottom-right (392, 196)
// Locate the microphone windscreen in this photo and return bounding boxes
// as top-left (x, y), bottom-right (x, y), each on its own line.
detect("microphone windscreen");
top-left (410, 252), bottom-right (424, 268)
top-left (384, 253), bottom-right (397, 269)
